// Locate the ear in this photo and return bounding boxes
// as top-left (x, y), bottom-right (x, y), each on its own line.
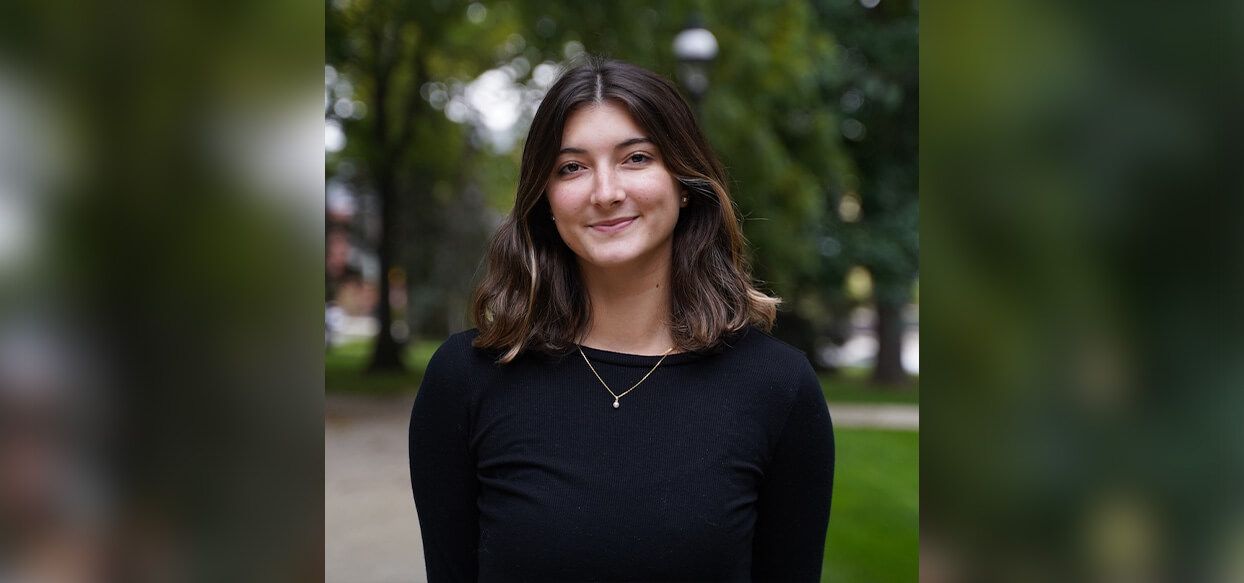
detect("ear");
top-left (680, 191), bottom-right (690, 208)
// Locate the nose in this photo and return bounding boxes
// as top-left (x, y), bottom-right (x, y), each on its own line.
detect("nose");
top-left (590, 167), bottom-right (625, 207)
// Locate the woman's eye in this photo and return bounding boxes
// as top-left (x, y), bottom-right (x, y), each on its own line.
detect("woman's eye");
top-left (627, 153), bottom-right (651, 164)
top-left (558, 162), bottom-right (582, 175)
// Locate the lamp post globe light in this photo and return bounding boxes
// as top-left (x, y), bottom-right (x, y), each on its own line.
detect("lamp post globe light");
top-left (672, 18), bottom-right (718, 110)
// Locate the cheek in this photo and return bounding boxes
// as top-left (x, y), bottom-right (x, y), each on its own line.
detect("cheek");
top-left (546, 185), bottom-right (583, 217)
top-left (552, 221), bottom-right (574, 247)
top-left (545, 193), bottom-right (577, 243)
top-left (627, 174), bottom-right (679, 205)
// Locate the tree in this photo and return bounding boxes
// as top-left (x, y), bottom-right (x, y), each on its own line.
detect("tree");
top-left (811, 0), bottom-right (920, 384)
top-left (326, 0), bottom-right (518, 371)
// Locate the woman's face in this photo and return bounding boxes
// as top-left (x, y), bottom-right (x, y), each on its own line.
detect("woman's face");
top-left (546, 102), bottom-right (685, 275)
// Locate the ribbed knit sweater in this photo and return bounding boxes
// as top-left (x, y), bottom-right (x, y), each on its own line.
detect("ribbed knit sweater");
top-left (408, 327), bottom-right (834, 582)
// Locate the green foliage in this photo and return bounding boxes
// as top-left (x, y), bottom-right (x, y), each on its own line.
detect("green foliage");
top-left (811, 0), bottom-right (920, 304)
top-left (326, 0), bottom-right (917, 356)
top-left (695, 0), bottom-right (846, 295)
top-left (327, 0), bottom-right (523, 336)
top-left (823, 429), bottom-right (920, 583)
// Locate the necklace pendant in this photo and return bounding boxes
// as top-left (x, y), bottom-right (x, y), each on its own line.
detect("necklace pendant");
top-left (580, 345), bottom-right (672, 413)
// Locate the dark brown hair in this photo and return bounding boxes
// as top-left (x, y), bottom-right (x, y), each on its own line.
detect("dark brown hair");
top-left (471, 57), bottom-right (777, 362)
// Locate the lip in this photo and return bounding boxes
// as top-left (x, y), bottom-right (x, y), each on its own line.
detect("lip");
top-left (589, 216), bottom-right (637, 233)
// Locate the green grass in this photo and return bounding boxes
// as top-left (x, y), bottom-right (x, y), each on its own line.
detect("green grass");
top-left (822, 429), bottom-right (919, 583)
top-left (324, 340), bottom-right (440, 395)
top-left (819, 368), bottom-right (920, 404)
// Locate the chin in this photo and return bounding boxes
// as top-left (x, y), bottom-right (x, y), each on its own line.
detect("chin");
top-left (583, 254), bottom-right (638, 269)
top-left (573, 246), bottom-right (633, 266)
top-left (582, 246), bottom-right (668, 271)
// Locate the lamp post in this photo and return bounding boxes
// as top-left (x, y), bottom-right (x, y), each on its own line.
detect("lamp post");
top-left (672, 17), bottom-right (718, 116)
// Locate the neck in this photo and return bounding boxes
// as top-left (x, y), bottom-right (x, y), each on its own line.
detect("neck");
top-left (578, 259), bottom-right (674, 356)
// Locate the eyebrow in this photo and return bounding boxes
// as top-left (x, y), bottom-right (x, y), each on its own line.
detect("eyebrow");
top-left (558, 137), bottom-right (653, 155)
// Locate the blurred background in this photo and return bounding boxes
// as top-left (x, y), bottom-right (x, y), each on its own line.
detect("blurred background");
top-left (2, 0), bottom-right (1240, 580)
top-left (323, 0), bottom-right (919, 582)
top-left (922, 1), bottom-right (1244, 581)
top-left (0, 0), bottom-right (325, 580)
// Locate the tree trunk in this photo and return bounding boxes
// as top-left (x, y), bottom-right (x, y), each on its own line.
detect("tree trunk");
top-left (364, 39), bottom-right (406, 374)
top-left (871, 299), bottom-right (907, 385)
top-left (367, 156), bottom-right (406, 372)
top-left (366, 287), bottom-right (406, 373)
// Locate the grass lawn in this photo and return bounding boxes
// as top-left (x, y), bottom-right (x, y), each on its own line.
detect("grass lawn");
top-left (324, 340), bottom-right (441, 395)
top-left (822, 429), bottom-right (919, 583)
top-left (819, 367), bottom-right (919, 404)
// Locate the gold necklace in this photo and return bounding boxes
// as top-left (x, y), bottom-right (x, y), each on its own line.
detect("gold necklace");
top-left (577, 345), bottom-right (675, 409)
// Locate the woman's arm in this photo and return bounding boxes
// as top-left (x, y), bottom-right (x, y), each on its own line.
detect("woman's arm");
top-left (409, 336), bottom-right (481, 582)
top-left (751, 365), bottom-right (836, 582)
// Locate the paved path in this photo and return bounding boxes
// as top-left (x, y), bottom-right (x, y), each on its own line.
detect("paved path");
top-left (828, 402), bottom-right (920, 430)
top-left (325, 395), bottom-right (424, 583)
top-left (325, 395), bottom-right (918, 583)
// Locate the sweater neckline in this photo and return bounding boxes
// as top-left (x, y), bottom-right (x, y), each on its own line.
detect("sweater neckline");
top-left (570, 327), bottom-right (755, 367)
top-left (575, 344), bottom-right (704, 368)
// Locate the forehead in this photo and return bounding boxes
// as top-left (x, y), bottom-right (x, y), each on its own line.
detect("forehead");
top-left (559, 101), bottom-right (647, 147)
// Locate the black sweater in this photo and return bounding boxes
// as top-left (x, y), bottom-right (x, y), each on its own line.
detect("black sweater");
top-left (408, 328), bottom-right (834, 582)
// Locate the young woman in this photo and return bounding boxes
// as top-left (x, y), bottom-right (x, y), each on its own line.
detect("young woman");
top-left (409, 58), bottom-right (834, 581)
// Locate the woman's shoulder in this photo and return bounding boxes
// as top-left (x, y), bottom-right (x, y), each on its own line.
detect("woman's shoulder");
top-left (437, 328), bottom-right (481, 353)
top-left (724, 326), bottom-right (817, 370)
top-left (417, 329), bottom-right (496, 404)
top-left (424, 329), bottom-right (494, 375)
top-left (724, 326), bottom-right (823, 400)
top-left (716, 327), bottom-right (827, 438)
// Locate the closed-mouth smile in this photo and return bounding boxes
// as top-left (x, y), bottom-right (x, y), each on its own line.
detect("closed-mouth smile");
top-left (589, 216), bottom-right (637, 232)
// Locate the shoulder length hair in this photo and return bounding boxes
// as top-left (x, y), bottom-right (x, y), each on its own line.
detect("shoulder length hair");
top-left (471, 57), bottom-right (777, 362)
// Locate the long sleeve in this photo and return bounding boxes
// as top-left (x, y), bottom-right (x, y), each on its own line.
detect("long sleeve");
top-left (409, 336), bottom-right (481, 582)
top-left (751, 364), bottom-right (836, 582)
